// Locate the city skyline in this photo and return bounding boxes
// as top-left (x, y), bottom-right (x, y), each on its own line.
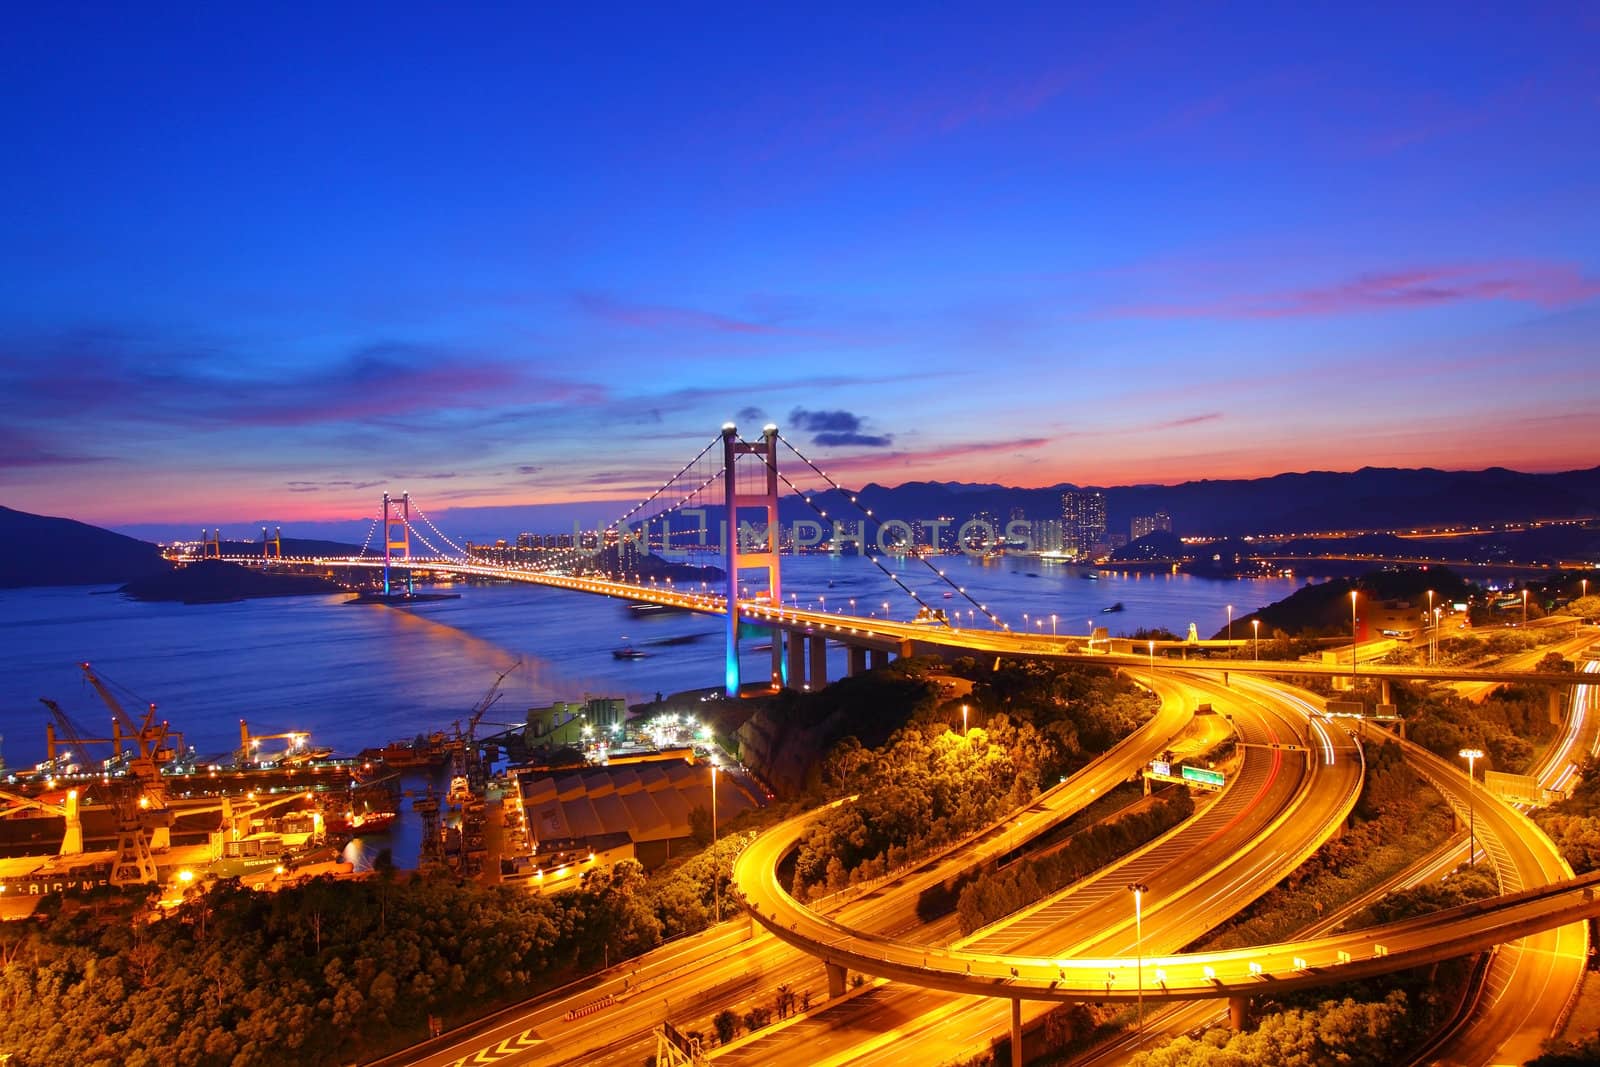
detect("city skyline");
top-left (3, 5), bottom-right (1597, 530)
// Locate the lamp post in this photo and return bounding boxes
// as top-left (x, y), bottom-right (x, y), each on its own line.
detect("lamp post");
top-left (962, 704), bottom-right (969, 736)
top-left (1522, 588), bottom-right (1529, 627)
top-left (1051, 613), bottom-right (1057, 637)
top-left (1459, 748), bottom-right (1483, 867)
top-left (1252, 618), bottom-right (1260, 660)
top-left (1350, 590), bottom-right (1360, 684)
top-left (711, 764), bottom-right (720, 922)
top-left (1148, 639), bottom-right (1155, 671)
top-left (1226, 604), bottom-right (1233, 643)
top-left (1128, 882), bottom-right (1148, 1043)
top-left (1426, 590), bottom-right (1435, 666)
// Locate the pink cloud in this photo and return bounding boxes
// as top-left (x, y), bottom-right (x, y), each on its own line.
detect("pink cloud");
top-left (1113, 261), bottom-right (1600, 320)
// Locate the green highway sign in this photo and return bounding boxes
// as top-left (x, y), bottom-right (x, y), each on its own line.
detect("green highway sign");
top-left (1181, 765), bottom-right (1225, 788)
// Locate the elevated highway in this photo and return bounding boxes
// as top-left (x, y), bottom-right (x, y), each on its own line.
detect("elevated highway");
top-left (234, 554), bottom-right (1600, 692)
top-left (723, 672), bottom-right (1364, 1066)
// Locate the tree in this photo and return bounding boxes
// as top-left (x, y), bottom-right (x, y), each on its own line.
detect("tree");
top-left (713, 1008), bottom-right (740, 1045)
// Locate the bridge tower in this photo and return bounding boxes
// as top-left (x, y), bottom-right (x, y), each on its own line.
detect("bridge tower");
top-left (382, 492), bottom-right (413, 597)
top-left (722, 423), bottom-right (784, 697)
top-left (202, 529), bottom-right (222, 559)
top-left (262, 526), bottom-right (282, 559)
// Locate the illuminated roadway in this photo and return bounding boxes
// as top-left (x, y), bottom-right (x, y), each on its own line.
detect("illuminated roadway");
top-left (721, 672), bottom-right (1364, 1066)
top-left (231, 554), bottom-right (1600, 691)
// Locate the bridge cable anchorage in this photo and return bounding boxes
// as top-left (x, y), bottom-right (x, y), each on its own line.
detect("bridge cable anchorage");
top-left (355, 516), bottom-right (380, 558)
top-left (762, 432), bottom-right (1011, 631)
top-left (407, 501), bottom-right (473, 559)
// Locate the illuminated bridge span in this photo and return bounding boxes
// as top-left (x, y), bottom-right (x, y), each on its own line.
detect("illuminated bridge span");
top-left (197, 423), bottom-right (1600, 698)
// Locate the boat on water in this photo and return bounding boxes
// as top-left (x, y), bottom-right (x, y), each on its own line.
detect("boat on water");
top-left (612, 641), bottom-right (651, 659)
top-left (1101, 602), bottom-right (1125, 613)
top-left (324, 808), bottom-right (398, 836)
top-left (360, 732), bottom-right (453, 768)
top-left (942, 591), bottom-right (955, 599)
top-left (1081, 572), bottom-right (1100, 580)
top-left (627, 601), bottom-right (689, 616)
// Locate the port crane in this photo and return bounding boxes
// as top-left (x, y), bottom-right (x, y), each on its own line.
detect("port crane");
top-left (236, 721), bottom-right (326, 766)
top-left (75, 664), bottom-right (180, 885)
top-left (459, 660), bottom-right (520, 790)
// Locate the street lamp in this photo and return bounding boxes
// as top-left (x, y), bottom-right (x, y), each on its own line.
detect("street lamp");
top-left (1148, 639), bottom-right (1155, 670)
top-left (1522, 588), bottom-right (1529, 627)
top-left (962, 704), bottom-right (969, 736)
top-left (1252, 618), bottom-right (1260, 660)
top-left (1051, 613), bottom-right (1057, 637)
top-left (1426, 590), bottom-right (1435, 666)
top-left (1226, 604), bottom-right (1233, 643)
top-left (1350, 590), bottom-right (1360, 684)
top-left (711, 764), bottom-right (720, 922)
top-left (1128, 883), bottom-right (1148, 1043)
top-left (1459, 748), bottom-right (1483, 867)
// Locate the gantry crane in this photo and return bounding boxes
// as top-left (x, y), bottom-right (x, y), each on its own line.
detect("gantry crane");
top-left (76, 664), bottom-right (179, 884)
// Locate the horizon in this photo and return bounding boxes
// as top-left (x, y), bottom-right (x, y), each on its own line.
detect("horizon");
top-left (20, 454), bottom-right (1590, 545)
top-left (3, 7), bottom-right (1597, 528)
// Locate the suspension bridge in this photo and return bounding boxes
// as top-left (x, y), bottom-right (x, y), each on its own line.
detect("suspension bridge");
top-left (184, 423), bottom-right (1600, 699)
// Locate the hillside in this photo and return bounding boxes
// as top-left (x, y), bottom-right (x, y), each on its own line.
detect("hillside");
top-left (776, 465), bottom-right (1600, 539)
top-left (0, 505), bottom-right (170, 588)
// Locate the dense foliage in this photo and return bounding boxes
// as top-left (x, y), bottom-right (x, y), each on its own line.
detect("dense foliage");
top-left (792, 717), bottom-right (1046, 897)
top-left (789, 660), bottom-right (1155, 897)
top-left (1396, 681), bottom-right (1556, 774)
top-left (0, 853), bottom-right (740, 1067)
top-left (956, 786), bottom-right (1193, 934)
top-left (1130, 991), bottom-right (1419, 1067)
top-left (1534, 757), bottom-right (1600, 874)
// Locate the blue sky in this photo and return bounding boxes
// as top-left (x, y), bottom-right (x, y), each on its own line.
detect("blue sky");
top-left (2, 3), bottom-right (1596, 537)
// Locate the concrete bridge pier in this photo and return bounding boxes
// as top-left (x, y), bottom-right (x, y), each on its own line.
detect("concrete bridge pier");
top-left (1229, 994), bottom-right (1250, 1030)
top-left (1010, 997), bottom-right (1023, 1067)
top-left (810, 636), bottom-right (828, 687)
top-left (1381, 679), bottom-right (1392, 705)
top-left (788, 633), bottom-right (806, 690)
top-left (1551, 687), bottom-right (1567, 726)
top-left (848, 646), bottom-right (868, 677)
top-left (826, 961), bottom-right (847, 998)
top-left (869, 648), bottom-right (889, 670)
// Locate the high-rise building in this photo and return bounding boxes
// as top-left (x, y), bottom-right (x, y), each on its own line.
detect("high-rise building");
top-left (1060, 491), bottom-right (1106, 558)
top-left (1131, 511), bottom-right (1173, 541)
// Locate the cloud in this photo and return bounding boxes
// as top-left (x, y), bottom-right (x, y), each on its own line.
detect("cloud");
top-left (813, 431), bottom-right (895, 447)
top-left (0, 426), bottom-right (107, 469)
top-left (1112, 262), bottom-right (1600, 320)
top-left (516, 465), bottom-right (543, 475)
top-left (737, 406), bottom-right (767, 423)
top-left (575, 293), bottom-right (782, 335)
top-left (1152, 412), bottom-right (1224, 430)
top-left (789, 408), bottom-right (864, 434)
top-left (789, 407), bottom-right (894, 449)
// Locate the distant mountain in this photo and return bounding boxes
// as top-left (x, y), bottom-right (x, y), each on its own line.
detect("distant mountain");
top-left (778, 466), bottom-right (1600, 539)
top-left (0, 505), bottom-right (170, 588)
